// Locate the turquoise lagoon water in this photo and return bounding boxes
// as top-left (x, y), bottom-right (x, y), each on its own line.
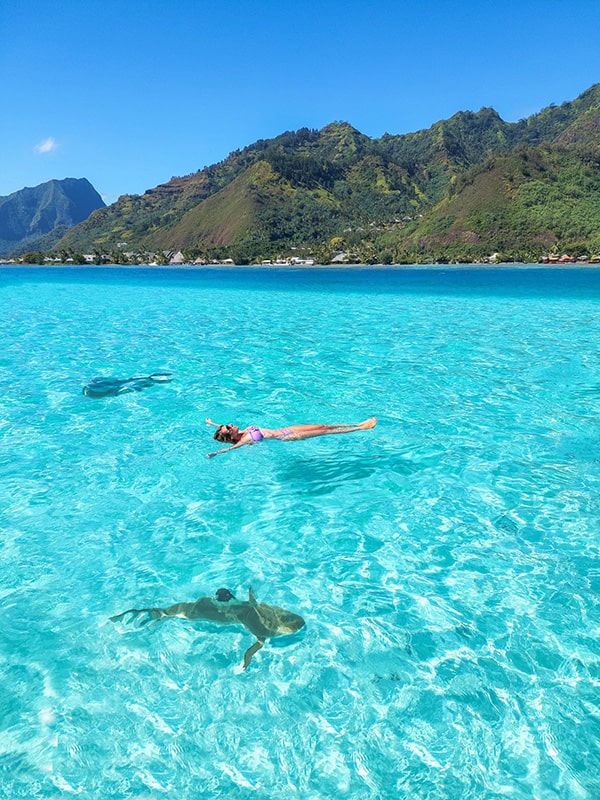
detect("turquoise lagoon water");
top-left (1, 265), bottom-right (600, 799)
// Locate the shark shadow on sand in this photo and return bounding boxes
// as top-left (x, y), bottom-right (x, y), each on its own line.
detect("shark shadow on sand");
top-left (83, 372), bottom-right (173, 397)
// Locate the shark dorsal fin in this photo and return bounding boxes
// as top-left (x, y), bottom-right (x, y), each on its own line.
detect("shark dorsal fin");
top-left (249, 587), bottom-right (257, 605)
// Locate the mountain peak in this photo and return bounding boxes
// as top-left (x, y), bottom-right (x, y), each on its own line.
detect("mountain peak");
top-left (0, 177), bottom-right (105, 256)
top-left (47, 82), bottom-right (600, 264)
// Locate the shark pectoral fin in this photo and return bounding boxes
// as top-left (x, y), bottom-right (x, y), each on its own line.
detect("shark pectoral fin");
top-left (249, 587), bottom-right (257, 605)
top-left (242, 639), bottom-right (264, 670)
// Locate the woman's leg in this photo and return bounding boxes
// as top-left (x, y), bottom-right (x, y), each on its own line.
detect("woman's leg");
top-left (284, 418), bottom-right (376, 440)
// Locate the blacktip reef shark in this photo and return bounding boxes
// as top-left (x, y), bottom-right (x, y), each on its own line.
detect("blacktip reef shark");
top-left (110, 588), bottom-right (306, 670)
top-left (82, 372), bottom-right (173, 397)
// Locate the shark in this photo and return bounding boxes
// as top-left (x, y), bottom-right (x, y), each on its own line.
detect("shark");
top-left (110, 587), bottom-right (306, 669)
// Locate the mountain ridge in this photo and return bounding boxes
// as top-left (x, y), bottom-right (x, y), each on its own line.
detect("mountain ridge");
top-left (0, 178), bottom-right (105, 256)
top-left (20, 83), bottom-right (600, 262)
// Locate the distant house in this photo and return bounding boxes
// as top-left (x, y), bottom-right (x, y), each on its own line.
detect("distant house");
top-left (169, 251), bottom-right (185, 265)
top-left (542, 253), bottom-right (576, 264)
top-left (290, 257), bottom-right (315, 266)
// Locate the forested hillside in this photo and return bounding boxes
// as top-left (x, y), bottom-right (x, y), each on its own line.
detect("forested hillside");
top-left (50, 83), bottom-right (600, 263)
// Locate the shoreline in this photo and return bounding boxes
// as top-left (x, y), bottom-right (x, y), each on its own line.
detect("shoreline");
top-left (2, 262), bottom-right (600, 272)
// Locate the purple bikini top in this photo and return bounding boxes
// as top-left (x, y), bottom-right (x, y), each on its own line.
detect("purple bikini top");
top-left (248, 426), bottom-right (264, 443)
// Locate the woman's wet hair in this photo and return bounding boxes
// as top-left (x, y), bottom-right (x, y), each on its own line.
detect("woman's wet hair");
top-left (213, 426), bottom-right (231, 443)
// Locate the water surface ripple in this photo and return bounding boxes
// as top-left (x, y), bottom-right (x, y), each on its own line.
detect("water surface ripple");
top-left (1, 266), bottom-right (600, 799)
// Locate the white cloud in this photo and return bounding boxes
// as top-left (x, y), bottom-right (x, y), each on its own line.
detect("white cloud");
top-left (34, 137), bottom-right (58, 154)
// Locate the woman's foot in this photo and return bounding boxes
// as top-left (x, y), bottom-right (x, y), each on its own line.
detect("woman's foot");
top-left (359, 417), bottom-right (377, 430)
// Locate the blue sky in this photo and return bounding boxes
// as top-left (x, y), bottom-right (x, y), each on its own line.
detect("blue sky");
top-left (1, 0), bottom-right (598, 203)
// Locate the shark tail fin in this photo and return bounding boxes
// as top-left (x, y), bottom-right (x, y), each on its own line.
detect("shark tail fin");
top-left (109, 607), bottom-right (165, 626)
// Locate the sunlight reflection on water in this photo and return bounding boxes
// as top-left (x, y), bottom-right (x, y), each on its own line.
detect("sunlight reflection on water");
top-left (1, 267), bottom-right (600, 798)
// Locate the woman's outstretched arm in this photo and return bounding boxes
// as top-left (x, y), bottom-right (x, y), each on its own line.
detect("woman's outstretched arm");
top-left (206, 439), bottom-right (248, 458)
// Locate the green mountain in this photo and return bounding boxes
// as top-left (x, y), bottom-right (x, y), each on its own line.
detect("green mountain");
top-left (393, 143), bottom-right (600, 263)
top-left (392, 86), bottom-right (600, 263)
top-left (0, 178), bottom-right (105, 257)
top-left (55, 84), bottom-right (600, 263)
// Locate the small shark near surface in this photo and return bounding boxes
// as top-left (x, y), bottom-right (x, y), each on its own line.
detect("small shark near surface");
top-left (83, 372), bottom-right (173, 397)
top-left (110, 587), bottom-right (306, 669)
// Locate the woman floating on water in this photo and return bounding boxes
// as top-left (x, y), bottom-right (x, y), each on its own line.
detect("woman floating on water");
top-left (205, 416), bottom-right (377, 458)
